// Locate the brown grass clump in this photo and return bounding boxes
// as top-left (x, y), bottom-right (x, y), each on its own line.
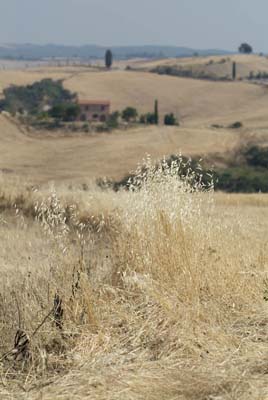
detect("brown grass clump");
top-left (0, 157), bottom-right (268, 399)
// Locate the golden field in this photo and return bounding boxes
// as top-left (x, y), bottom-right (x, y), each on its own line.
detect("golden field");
top-left (131, 53), bottom-right (268, 80)
top-left (0, 113), bottom-right (243, 183)
top-left (2, 56), bottom-right (268, 183)
top-left (1, 57), bottom-right (268, 399)
top-left (1, 168), bottom-right (268, 399)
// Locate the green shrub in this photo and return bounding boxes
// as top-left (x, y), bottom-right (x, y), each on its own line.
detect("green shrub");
top-left (112, 155), bottom-right (213, 191)
top-left (139, 114), bottom-right (147, 124)
top-left (215, 167), bottom-right (268, 193)
top-left (122, 107), bottom-right (138, 122)
top-left (107, 111), bottom-right (120, 129)
top-left (49, 103), bottom-right (80, 122)
top-left (138, 112), bottom-right (157, 125)
top-left (211, 124), bottom-right (224, 129)
top-left (164, 113), bottom-right (178, 126)
top-left (244, 146), bottom-right (268, 168)
top-left (146, 112), bottom-right (157, 124)
top-left (112, 145), bottom-right (268, 193)
top-left (228, 121), bottom-right (243, 129)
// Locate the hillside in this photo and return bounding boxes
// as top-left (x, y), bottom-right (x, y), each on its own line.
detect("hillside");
top-left (64, 69), bottom-right (268, 128)
top-left (132, 54), bottom-right (268, 80)
top-left (0, 114), bottom-right (242, 184)
top-left (2, 59), bottom-right (268, 400)
top-left (1, 63), bottom-right (268, 183)
top-left (2, 61), bottom-right (268, 128)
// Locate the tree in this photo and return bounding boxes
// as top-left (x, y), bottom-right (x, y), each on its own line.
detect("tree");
top-left (1, 79), bottom-right (76, 115)
top-left (64, 104), bottom-right (80, 121)
top-left (122, 107), bottom-right (138, 122)
top-left (107, 111), bottom-right (120, 128)
top-left (238, 43), bottom-right (253, 54)
top-left (154, 99), bottom-right (159, 124)
top-left (105, 49), bottom-right (113, 69)
top-left (49, 104), bottom-right (66, 120)
top-left (164, 113), bottom-right (178, 126)
top-left (146, 112), bottom-right (156, 124)
top-left (232, 61), bottom-right (236, 80)
top-left (49, 103), bottom-right (80, 122)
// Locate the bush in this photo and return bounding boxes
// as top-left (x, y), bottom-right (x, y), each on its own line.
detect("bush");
top-left (145, 112), bottom-right (157, 124)
top-left (139, 114), bottom-right (147, 124)
top-left (107, 111), bottom-right (120, 129)
top-left (150, 65), bottom-right (230, 82)
top-left (244, 145), bottom-right (268, 168)
top-left (215, 167), bottom-right (268, 193)
top-left (49, 103), bottom-right (80, 122)
top-left (228, 121), bottom-right (243, 129)
top-left (122, 107), bottom-right (138, 122)
top-left (211, 124), bottom-right (224, 129)
top-left (213, 145), bottom-right (268, 192)
top-left (164, 113), bottom-right (178, 126)
top-left (113, 155), bottom-right (213, 191)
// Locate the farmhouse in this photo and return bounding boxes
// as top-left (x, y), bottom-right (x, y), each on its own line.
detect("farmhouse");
top-left (77, 99), bottom-right (110, 122)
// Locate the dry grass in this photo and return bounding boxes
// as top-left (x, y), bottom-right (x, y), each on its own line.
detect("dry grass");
top-left (3, 62), bottom-right (268, 129)
top-left (0, 161), bottom-right (268, 399)
top-left (64, 69), bottom-right (268, 128)
top-left (1, 59), bottom-right (268, 398)
top-left (133, 53), bottom-right (268, 79)
top-left (1, 62), bottom-right (268, 184)
top-left (0, 113), bottom-right (245, 184)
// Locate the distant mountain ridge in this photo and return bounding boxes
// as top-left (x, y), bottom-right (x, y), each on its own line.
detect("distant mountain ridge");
top-left (0, 43), bottom-right (233, 60)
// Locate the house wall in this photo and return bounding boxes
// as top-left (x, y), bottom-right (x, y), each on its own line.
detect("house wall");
top-left (78, 104), bottom-right (110, 122)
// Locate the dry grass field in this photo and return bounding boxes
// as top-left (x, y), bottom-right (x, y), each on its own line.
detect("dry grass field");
top-left (1, 59), bottom-right (268, 399)
top-left (131, 53), bottom-right (268, 80)
top-left (1, 60), bottom-right (268, 183)
top-left (0, 113), bottom-right (243, 183)
top-left (1, 164), bottom-right (268, 399)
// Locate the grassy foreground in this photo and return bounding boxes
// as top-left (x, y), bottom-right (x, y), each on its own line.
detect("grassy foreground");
top-left (0, 162), bottom-right (268, 399)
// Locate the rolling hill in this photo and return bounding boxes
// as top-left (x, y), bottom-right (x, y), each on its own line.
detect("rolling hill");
top-left (131, 54), bottom-right (268, 80)
top-left (0, 113), bottom-right (241, 184)
top-left (1, 57), bottom-right (268, 184)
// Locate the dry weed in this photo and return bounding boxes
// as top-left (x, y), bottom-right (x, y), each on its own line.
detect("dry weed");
top-left (0, 157), bottom-right (268, 399)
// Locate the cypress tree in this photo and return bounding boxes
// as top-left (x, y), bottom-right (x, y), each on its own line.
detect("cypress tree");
top-left (232, 61), bottom-right (237, 80)
top-left (105, 49), bottom-right (113, 69)
top-left (154, 99), bottom-right (159, 124)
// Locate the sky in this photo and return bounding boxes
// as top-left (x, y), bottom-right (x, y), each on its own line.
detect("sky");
top-left (0, 0), bottom-right (268, 51)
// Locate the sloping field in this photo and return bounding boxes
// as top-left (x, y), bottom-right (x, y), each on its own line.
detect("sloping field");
top-left (2, 65), bottom-right (268, 127)
top-left (2, 62), bottom-right (268, 400)
top-left (0, 68), bottom-right (71, 97)
top-left (64, 70), bottom-right (268, 128)
top-left (0, 114), bottom-right (242, 184)
top-left (132, 54), bottom-right (268, 80)
top-left (1, 65), bottom-right (268, 183)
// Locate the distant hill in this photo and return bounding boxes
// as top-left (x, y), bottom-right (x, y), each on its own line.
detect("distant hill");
top-left (0, 43), bottom-right (233, 60)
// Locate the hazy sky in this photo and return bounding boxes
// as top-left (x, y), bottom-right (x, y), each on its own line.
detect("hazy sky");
top-left (1, 0), bottom-right (268, 51)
